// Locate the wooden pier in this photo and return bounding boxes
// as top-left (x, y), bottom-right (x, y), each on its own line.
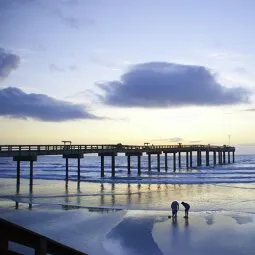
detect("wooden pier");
top-left (0, 143), bottom-right (235, 183)
top-left (0, 218), bottom-right (87, 255)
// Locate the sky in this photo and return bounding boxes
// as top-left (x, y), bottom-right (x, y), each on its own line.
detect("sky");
top-left (1, 0), bottom-right (255, 153)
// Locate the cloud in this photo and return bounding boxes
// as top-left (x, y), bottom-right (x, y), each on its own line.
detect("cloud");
top-left (156, 137), bottom-right (183, 143)
top-left (0, 0), bottom-right (34, 10)
top-left (238, 143), bottom-right (255, 146)
top-left (0, 0), bottom-right (92, 29)
top-left (0, 87), bottom-right (101, 121)
top-left (189, 140), bottom-right (202, 143)
top-left (50, 64), bottom-right (77, 72)
top-left (50, 64), bottom-right (64, 72)
top-left (69, 65), bottom-right (77, 71)
top-left (98, 62), bottom-right (249, 108)
top-left (169, 137), bottom-right (183, 143)
top-left (0, 48), bottom-right (20, 79)
top-left (233, 67), bottom-right (248, 75)
top-left (243, 108), bottom-right (255, 112)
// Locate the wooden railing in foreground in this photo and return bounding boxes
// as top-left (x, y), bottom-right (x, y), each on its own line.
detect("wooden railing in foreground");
top-left (0, 218), bottom-right (87, 255)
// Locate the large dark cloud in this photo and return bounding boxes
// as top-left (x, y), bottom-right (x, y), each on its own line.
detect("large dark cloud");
top-left (0, 87), bottom-right (100, 121)
top-left (0, 48), bottom-right (20, 79)
top-left (98, 62), bottom-right (249, 108)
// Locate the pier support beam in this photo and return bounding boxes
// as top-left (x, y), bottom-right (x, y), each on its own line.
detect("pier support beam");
top-left (98, 152), bottom-right (117, 177)
top-left (138, 155), bottom-right (141, 176)
top-left (189, 151), bottom-right (192, 168)
top-left (126, 151), bottom-right (142, 175)
top-left (197, 151), bottom-right (201, 167)
top-left (111, 155), bottom-right (115, 177)
top-left (13, 156), bottom-right (37, 194)
top-left (218, 151), bottom-right (222, 165)
top-left (213, 151), bottom-right (216, 165)
top-left (186, 151), bottom-right (189, 169)
top-left (164, 153), bottom-right (168, 172)
top-left (29, 161), bottom-right (33, 193)
top-left (148, 154), bottom-right (151, 171)
top-left (16, 160), bottom-right (20, 192)
top-left (65, 158), bottom-right (69, 181)
top-left (127, 155), bottom-right (131, 175)
top-left (206, 151), bottom-right (209, 166)
top-left (178, 151), bottom-right (181, 169)
top-left (228, 151), bottom-right (230, 164)
top-left (77, 157), bottom-right (81, 181)
top-left (232, 151), bottom-right (235, 163)
top-left (101, 155), bottom-right (105, 177)
top-left (157, 154), bottom-right (160, 172)
top-left (63, 154), bottom-right (84, 181)
top-left (173, 153), bottom-right (176, 172)
top-left (223, 151), bottom-right (226, 165)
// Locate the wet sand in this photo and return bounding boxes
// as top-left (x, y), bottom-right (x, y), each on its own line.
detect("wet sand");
top-left (1, 178), bottom-right (255, 254)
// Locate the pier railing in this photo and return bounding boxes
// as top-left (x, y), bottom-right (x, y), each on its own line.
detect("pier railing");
top-left (0, 218), bottom-right (87, 255)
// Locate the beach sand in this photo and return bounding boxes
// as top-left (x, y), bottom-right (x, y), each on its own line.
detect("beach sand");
top-left (1, 178), bottom-right (255, 254)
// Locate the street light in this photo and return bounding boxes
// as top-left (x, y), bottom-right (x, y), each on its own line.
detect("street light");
top-left (228, 135), bottom-right (231, 146)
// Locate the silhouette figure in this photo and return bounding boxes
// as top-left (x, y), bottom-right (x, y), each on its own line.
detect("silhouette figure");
top-left (181, 201), bottom-right (190, 218)
top-left (171, 200), bottom-right (179, 218)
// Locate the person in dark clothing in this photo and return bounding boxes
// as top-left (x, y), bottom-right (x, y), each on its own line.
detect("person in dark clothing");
top-left (171, 201), bottom-right (179, 218)
top-left (181, 202), bottom-right (190, 218)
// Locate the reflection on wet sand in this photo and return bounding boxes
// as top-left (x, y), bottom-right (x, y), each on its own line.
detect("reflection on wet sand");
top-left (11, 180), bottom-right (255, 216)
top-left (13, 181), bottom-right (216, 211)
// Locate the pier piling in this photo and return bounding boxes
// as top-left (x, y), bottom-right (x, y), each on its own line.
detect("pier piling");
top-left (173, 153), bottom-right (176, 172)
top-left (165, 153), bottom-right (168, 172)
top-left (148, 154), bottom-right (151, 171)
top-left (157, 154), bottom-right (160, 172)
top-left (189, 151), bottom-right (192, 168)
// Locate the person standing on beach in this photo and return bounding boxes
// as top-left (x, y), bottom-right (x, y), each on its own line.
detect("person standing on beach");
top-left (181, 202), bottom-right (190, 218)
top-left (171, 200), bottom-right (179, 218)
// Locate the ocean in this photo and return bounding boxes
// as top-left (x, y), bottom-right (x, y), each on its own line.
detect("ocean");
top-left (1, 154), bottom-right (255, 213)
top-left (0, 154), bottom-right (255, 184)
